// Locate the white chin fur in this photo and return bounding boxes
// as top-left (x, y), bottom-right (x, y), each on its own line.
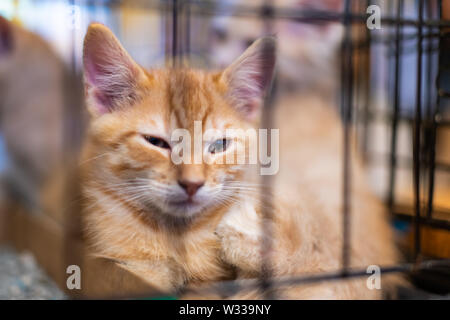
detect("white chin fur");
top-left (156, 193), bottom-right (213, 218)
top-left (164, 202), bottom-right (207, 218)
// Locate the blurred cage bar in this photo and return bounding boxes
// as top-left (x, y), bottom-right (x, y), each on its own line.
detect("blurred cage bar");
top-left (1, 0), bottom-right (450, 299)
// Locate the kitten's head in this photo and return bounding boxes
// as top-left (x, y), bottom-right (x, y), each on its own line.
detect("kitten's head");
top-left (82, 24), bottom-right (275, 218)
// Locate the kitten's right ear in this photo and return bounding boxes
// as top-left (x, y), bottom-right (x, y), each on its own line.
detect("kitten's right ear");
top-left (219, 37), bottom-right (276, 121)
top-left (0, 16), bottom-right (13, 55)
top-left (83, 23), bottom-right (146, 116)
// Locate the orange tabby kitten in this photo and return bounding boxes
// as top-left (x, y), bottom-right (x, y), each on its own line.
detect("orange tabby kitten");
top-left (81, 24), bottom-right (398, 299)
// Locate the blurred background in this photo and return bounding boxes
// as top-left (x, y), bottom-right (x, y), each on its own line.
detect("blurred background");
top-left (0, 0), bottom-right (449, 299)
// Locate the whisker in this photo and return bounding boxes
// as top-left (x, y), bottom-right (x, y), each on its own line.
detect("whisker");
top-left (78, 152), bottom-right (110, 166)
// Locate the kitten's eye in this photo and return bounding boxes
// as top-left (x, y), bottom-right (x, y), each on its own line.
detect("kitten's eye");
top-left (208, 139), bottom-right (230, 154)
top-left (143, 136), bottom-right (170, 150)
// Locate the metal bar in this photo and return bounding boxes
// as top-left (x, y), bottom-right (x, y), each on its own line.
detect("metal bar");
top-left (66, 0), bottom-right (450, 28)
top-left (354, 0), bottom-right (364, 159)
top-left (413, 0), bottom-right (425, 261)
top-left (360, 0), bottom-right (372, 162)
top-left (62, 0), bottom-right (84, 299)
top-left (366, 152), bottom-right (450, 173)
top-left (388, 0), bottom-right (404, 210)
top-left (341, 0), bottom-right (353, 273)
top-left (259, 0), bottom-right (276, 300)
top-left (185, 1), bottom-right (450, 28)
top-left (354, 108), bottom-right (450, 127)
top-left (426, 0), bottom-right (441, 221)
top-left (164, 0), bottom-right (171, 66)
top-left (177, 259), bottom-right (450, 298)
top-left (184, 0), bottom-right (191, 62)
top-left (425, 1), bottom-right (435, 122)
top-left (172, 0), bottom-right (178, 67)
top-left (393, 212), bottom-right (450, 230)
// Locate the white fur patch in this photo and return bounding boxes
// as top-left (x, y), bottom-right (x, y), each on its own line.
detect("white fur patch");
top-left (221, 200), bottom-right (261, 241)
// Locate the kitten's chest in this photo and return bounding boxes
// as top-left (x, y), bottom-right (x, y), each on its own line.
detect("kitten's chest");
top-left (168, 227), bottom-right (233, 284)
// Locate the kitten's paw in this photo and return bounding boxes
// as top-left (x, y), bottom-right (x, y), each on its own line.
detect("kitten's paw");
top-left (216, 201), bottom-right (263, 272)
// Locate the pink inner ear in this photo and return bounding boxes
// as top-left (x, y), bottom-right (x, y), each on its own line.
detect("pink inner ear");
top-left (84, 55), bottom-right (117, 113)
top-left (84, 56), bottom-right (100, 87)
top-left (226, 40), bottom-right (276, 120)
top-left (84, 45), bottom-right (127, 88)
top-left (93, 90), bottom-right (113, 114)
top-left (83, 32), bottom-right (139, 113)
top-left (240, 99), bottom-right (261, 120)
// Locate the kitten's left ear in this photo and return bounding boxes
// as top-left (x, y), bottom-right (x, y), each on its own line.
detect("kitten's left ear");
top-left (83, 23), bottom-right (147, 116)
top-left (220, 37), bottom-right (276, 121)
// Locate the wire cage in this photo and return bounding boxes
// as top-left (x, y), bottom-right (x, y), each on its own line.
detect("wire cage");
top-left (1, 0), bottom-right (450, 299)
top-left (157, 0), bottom-right (450, 299)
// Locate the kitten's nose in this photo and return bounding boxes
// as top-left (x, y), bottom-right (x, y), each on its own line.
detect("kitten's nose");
top-left (178, 180), bottom-right (205, 197)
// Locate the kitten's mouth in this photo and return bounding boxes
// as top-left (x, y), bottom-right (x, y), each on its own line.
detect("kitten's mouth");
top-left (164, 198), bottom-right (207, 217)
top-left (168, 198), bottom-right (201, 208)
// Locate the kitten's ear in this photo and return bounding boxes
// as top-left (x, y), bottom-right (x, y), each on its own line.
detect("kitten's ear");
top-left (83, 23), bottom-right (146, 116)
top-left (220, 37), bottom-right (276, 121)
top-left (0, 16), bottom-right (13, 55)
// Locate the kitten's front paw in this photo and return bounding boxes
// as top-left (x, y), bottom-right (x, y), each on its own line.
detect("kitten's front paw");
top-left (216, 201), bottom-right (263, 273)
